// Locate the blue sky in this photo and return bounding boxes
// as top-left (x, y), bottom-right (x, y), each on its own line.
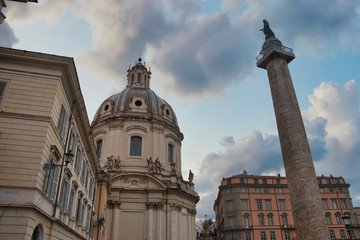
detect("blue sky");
top-left (1, 0), bottom-right (360, 220)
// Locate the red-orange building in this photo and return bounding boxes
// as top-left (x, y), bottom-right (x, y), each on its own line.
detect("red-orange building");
top-left (214, 171), bottom-right (359, 240)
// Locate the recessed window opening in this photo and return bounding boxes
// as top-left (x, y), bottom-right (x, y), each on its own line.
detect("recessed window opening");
top-left (137, 73), bottom-right (141, 85)
top-left (130, 136), bottom-right (142, 156)
top-left (168, 144), bottom-right (174, 162)
top-left (135, 100), bottom-right (142, 107)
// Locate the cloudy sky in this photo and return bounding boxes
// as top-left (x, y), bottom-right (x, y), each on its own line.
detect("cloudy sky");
top-left (1, 0), bottom-right (360, 220)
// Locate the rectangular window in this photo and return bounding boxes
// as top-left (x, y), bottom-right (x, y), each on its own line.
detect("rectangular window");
top-left (341, 199), bottom-right (348, 209)
top-left (89, 178), bottom-right (94, 198)
top-left (261, 231), bottom-right (267, 240)
top-left (0, 80), bottom-right (8, 106)
top-left (44, 165), bottom-right (60, 200)
top-left (320, 188), bottom-right (324, 193)
top-left (263, 179), bottom-right (267, 184)
top-left (80, 203), bottom-right (85, 226)
top-left (59, 180), bottom-right (70, 210)
top-left (264, 188), bottom-right (269, 193)
top-left (68, 189), bottom-right (75, 215)
top-left (278, 188), bottom-right (283, 193)
top-left (256, 188), bottom-right (260, 193)
top-left (81, 161), bottom-right (87, 181)
top-left (228, 216), bottom-right (235, 227)
top-left (230, 232), bottom-right (235, 240)
top-left (85, 170), bottom-right (89, 188)
top-left (75, 148), bottom-right (82, 172)
top-left (336, 214), bottom-right (342, 224)
top-left (327, 179), bottom-right (331, 184)
top-left (246, 232), bottom-right (251, 240)
top-left (68, 130), bottom-right (77, 153)
top-left (257, 200), bottom-right (262, 210)
top-left (242, 199), bottom-right (248, 210)
top-left (130, 136), bottom-right (142, 156)
top-left (265, 200), bottom-right (272, 210)
top-left (340, 229), bottom-right (346, 239)
top-left (270, 231), bottom-right (276, 240)
top-left (322, 199), bottom-right (329, 209)
top-left (317, 178), bottom-right (321, 184)
top-left (96, 139), bottom-right (103, 159)
top-left (335, 178), bottom-right (340, 184)
top-left (57, 104), bottom-right (68, 138)
top-left (329, 230), bottom-right (335, 239)
top-left (279, 199), bottom-right (286, 210)
top-left (241, 187), bottom-right (246, 193)
top-left (86, 208), bottom-right (91, 233)
top-left (284, 231), bottom-right (290, 240)
top-left (168, 144), bottom-right (174, 162)
top-left (228, 201), bottom-right (234, 212)
top-left (332, 199), bottom-right (339, 209)
top-left (76, 197), bottom-right (82, 224)
top-left (240, 178), bottom-right (244, 184)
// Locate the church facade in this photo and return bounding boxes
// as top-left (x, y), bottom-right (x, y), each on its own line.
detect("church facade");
top-left (0, 47), bottom-right (199, 240)
top-left (91, 59), bottom-right (199, 240)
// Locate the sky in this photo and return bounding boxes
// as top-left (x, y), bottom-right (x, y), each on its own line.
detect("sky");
top-left (1, 0), bottom-right (360, 221)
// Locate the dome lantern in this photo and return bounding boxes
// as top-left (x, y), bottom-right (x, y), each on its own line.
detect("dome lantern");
top-left (126, 58), bottom-right (151, 89)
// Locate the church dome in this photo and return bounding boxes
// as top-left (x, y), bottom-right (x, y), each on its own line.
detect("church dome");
top-left (91, 58), bottom-right (179, 130)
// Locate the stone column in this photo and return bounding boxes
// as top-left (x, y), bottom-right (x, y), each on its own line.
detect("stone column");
top-left (108, 201), bottom-right (121, 240)
top-left (104, 201), bottom-right (113, 240)
top-left (170, 204), bottom-right (181, 240)
top-left (146, 202), bottom-right (154, 240)
top-left (257, 37), bottom-right (330, 240)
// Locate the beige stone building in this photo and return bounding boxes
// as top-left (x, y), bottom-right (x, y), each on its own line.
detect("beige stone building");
top-left (0, 47), bottom-right (100, 239)
top-left (91, 58), bottom-right (199, 240)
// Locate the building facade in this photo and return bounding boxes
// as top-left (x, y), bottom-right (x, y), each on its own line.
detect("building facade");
top-left (0, 0), bottom-right (37, 24)
top-left (0, 47), bottom-right (100, 240)
top-left (91, 58), bottom-right (199, 240)
top-left (214, 171), bottom-right (359, 240)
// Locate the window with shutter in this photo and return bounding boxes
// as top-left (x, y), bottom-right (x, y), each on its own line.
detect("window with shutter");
top-left (0, 81), bottom-right (8, 107)
top-left (68, 190), bottom-right (75, 215)
top-left (57, 104), bottom-right (69, 138)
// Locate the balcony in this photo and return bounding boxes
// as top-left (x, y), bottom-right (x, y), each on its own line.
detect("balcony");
top-left (256, 42), bottom-right (294, 62)
top-left (223, 225), bottom-right (252, 231)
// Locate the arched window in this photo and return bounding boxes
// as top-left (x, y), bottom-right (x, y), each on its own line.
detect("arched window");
top-left (96, 139), bottom-right (103, 159)
top-left (243, 214), bottom-right (250, 228)
top-left (168, 144), bottom-right (174, 162)
top-left (137, 73), bottom-right (141, 85)
top-left (131, 74), bottom-right (134, 84)
top-left (335, 212), bottom-right (342, 224)
top-left (258, 213), bottom-right (265, 226)
top-left (325, 212), bottom-right (332, 225)
top-left (281, 213), bottom-right (288, 227)
top-left (267, 213), bottom-right (274, 226)
top-left (31, 224), bottom-right (43, 240)
top-left (130, 136), bottom-right (142, 156)
top-left (144, 75), bottom-right (147, 86)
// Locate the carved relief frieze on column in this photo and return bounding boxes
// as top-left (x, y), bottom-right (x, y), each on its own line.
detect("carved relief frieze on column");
top-left (104, 155), bottom-right (121, 172)
top-left (107, 200), bottom-right (121, 209)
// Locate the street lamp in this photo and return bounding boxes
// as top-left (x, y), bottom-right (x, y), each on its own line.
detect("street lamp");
top-left (341, 213), bottom-right (352, 239)
top-left (43, 151), bottom-right (74, 170)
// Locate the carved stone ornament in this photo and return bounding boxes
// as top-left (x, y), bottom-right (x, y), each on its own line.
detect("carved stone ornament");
top-left (187, 208), bottom-right (197, 215)
top-left (146, 157), bottom-right (162, 173)
top-left (170, 162), bottom-right (176, 175)
top-left (107, 200), bottom-right (121, 209)
top-left (105, 155), bottom-right (121, 172)
top-left (170, 203), bottom-right (182, 212)
top-left (146, 202), bottom-right (163, 210)
top-left (123, 177), bottom-right (147, 188)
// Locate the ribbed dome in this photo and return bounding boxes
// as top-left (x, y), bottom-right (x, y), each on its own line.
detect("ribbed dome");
top-left (92, 59), bottom-right (179, 128)
top-left (92, 87), bottom-right (178, 126)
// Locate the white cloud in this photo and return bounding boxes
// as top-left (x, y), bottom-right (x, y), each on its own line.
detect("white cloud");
top-left (0, 22), bottom-right (18, 47)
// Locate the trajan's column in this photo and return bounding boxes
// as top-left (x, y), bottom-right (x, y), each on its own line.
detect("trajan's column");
top-left (256, 20), bottom-right (330, 240)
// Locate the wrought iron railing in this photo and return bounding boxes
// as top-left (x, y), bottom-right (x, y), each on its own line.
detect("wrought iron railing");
top-left (256, 43), bottom-right (294, 61)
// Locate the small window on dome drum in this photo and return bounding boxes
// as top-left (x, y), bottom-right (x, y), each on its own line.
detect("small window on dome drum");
top-left (168, 144), bottom-right (174, 162)
top-left (96, 139), bottom-right (103, 159)
top-left (130, 136), bottom-right (142, 156)
top-left (131, 74), bottom-right (134, 84)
